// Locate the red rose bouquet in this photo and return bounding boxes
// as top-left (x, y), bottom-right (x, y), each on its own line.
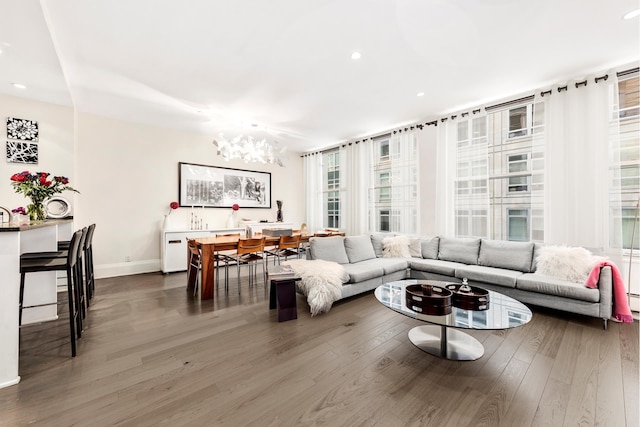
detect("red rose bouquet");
top-left (10, 171), bottom-right (79, 221)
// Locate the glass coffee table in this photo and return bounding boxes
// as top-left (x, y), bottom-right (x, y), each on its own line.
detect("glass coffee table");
top-left (375, 280), bottom-right (532, 361)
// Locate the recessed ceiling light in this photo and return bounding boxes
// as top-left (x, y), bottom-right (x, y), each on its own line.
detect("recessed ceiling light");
top-left (12, 83), bottom-right (26, 89)
top-left (351, 51), bottom-right (361, 60)
top-left (623, 9), bottom-right (640, 19)
top-left (416, 92), bottom-right (425, 97)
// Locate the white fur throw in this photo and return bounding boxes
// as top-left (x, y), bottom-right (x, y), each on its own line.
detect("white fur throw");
top-left (382, 235), bottom-right (411, 258)
top-left (282, 259), bottom-right (348, 316)
top-left (535, 245), bottom-right (602, 283)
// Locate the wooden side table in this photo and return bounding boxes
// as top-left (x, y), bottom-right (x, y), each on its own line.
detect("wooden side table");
top-left (268, 269), bottom-right (301, 322)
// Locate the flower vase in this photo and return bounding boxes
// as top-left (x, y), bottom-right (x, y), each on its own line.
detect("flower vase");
top-left (27, 202), bottom-right (46, 222)
top-left (227, 211), bottom-right (237, 228)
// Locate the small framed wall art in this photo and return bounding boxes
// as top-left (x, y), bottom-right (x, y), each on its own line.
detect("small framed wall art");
top-left (6, 117), bottom-right (39, 141)
top-left (6, 141), bottom-right (38, 164)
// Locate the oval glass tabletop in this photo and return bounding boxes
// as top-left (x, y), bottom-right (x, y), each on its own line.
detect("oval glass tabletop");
top-left (375, 279), bottom-right (532, 331)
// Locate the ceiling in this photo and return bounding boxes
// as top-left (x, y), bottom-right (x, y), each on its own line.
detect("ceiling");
top-left (0, 0), bottom-right (638, 152)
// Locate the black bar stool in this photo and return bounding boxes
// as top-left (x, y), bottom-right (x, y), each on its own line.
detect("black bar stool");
top-left (19, 229), bottom-right (84, 357)
top-left (83, 224), bottom-right (96, 303)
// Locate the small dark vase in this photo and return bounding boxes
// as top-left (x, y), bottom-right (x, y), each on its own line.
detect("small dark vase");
top-left (276, 200), bottom-right (283, 222)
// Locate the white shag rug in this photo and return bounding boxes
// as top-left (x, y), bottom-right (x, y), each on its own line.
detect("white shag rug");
top-left (535, 245), bottom-right (604, 283)
top-left (282, 259), bottom-right (348, 316)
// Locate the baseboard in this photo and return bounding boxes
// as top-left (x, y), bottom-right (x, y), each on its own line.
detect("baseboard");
top-left (95, 259), bottom-right (161, 279)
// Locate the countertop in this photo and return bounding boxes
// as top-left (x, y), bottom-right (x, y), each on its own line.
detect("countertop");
top-left (0, 218), bottom-right (73, 232)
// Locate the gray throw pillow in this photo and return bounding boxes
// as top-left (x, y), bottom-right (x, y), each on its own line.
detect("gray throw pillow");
top-left (309, 236), bottom-right (349, 264)
top-left (478, 239), bottom-right (535, 272)
top-left (437, 237), bottom-right (481, 265)
top-left (420, 236), bottom-right (440, 259)
top-left (344, 235), bottom-right (377, 263)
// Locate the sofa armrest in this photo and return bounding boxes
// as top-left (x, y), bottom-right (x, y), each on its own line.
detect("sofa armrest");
top-left (597, 266), bottom-right (613, 320)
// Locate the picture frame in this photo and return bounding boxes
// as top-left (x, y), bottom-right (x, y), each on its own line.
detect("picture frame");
top-left (179, 162), bottom-right (271, 208)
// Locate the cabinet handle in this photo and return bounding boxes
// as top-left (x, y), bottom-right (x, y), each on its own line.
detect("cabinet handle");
top-left (168, 240), bottom-right (181, 244)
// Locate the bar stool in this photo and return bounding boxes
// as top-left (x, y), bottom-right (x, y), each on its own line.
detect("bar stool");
top-left (83, 224), bottom-right (96, 304)
top-left (19, 229), bottom-right (84, 357)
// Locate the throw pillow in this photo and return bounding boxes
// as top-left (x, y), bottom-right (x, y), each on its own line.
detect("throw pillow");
top-left (535, 245), bottom-right (598, 283)
top-left (409, 238), bottom-right (422, 258)
top-left (382, 235), bottom-right (411, 258)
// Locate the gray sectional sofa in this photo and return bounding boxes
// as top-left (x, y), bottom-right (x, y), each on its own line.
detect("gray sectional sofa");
top-left (307, 234), bottom-right (613, 328)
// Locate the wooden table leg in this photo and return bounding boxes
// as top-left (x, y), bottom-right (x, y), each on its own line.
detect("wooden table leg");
top-left (200, 244), bottom-right (216, 301)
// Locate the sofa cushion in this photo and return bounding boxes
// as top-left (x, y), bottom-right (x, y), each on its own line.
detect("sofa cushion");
top-left (344, 235), bottom-right (377, 263)
top-left (375, 257), bottom-right (409, 275)
top-left (371, 233), bottom-right (396, 257)
top-left (516, 273), bottom-right (600, 303)
top-left (420, 236), bottom-right (440, 259)
top-left (309, 236), bottom-right (349, 264)
top-left (438, 237), bottom-right (481, 265)
top-left (382, 235), bottom-right (411, 258)
top-left (409, 258), bottom-right (466, 277)
top-left (454, 265), bottom-right (523, 288)
top-left (478, 239), bottom-right (535, 273)
top-left (342, 261), bottom-right (385, 283)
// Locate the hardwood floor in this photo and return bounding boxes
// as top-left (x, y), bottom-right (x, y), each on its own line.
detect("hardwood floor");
top-left (0, 270), bottom-right (638, 426)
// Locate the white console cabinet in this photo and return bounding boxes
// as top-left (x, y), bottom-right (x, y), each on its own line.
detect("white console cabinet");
top-left (161, 227), bottom-right (245, 273)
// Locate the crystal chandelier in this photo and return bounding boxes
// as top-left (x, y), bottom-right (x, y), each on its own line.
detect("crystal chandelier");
top-left (213, 133), bottom-right (285, 166)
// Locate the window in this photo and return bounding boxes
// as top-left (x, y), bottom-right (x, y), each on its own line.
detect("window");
top-left (612, 73), bottom-right (640, 250)
top-left (322, 150), bottom-right (340, 228)
top-left (507, 209), bottom-right (529, 241)
top-left (508, 106), bottom-right (528, 138)
top-left (379, 140), bottom-right (390, 161)
top-left (456, 209), bottom-right (488, 238)
top-left (619, 77), bottom-right (639, 118)
top-left (370, 134), bottom-right (418, 234)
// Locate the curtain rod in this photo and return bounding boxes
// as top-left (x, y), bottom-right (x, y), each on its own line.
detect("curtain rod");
top-left (302, 66), bottom-right (639, 157)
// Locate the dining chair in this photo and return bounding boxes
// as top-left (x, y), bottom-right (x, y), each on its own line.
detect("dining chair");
top-left (214, 232), bottom-right (241, 292)
top-left (228, 237), bottom-right (266, 293)
top-left (265, 234), bottom-right (301, 265)
top-left (186, 238), bottom-right (202, 297)
top-left (19, 229), bottom-right (84, 357)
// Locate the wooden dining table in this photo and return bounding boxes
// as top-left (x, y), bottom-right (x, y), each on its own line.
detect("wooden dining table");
top-left (192, 234), bottom-right (312, 300)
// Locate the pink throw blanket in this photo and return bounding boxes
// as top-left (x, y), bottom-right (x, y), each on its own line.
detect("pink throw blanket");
top-left (585, 260), bottom-right (633, 323)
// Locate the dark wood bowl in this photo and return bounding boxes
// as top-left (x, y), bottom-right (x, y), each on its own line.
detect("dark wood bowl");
top-left (405, 284), bottom-right (452, 315)
top-left (446, 284), bottom-right (490, 311)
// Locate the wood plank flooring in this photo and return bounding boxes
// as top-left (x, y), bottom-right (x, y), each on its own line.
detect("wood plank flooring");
top-left (0, 271), bottom-right (638, 426)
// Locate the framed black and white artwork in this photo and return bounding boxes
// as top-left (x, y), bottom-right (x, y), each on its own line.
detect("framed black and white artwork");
top-left (179, 162), bottom-right (271, 208)
top-left (6, 141), bottom-right (38, 164)
top-left (6, 117), bottom-right (39, 141)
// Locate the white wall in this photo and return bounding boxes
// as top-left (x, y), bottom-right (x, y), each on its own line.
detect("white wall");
top-left (74, 113), bottom-right (304, 277)
top-left (0, 93), bottom-right (75, 218)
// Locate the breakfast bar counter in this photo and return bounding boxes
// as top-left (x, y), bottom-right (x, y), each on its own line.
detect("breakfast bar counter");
top-left (0, 219), bottom-right (73, 389)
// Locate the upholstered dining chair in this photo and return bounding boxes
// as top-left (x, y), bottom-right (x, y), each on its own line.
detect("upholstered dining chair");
top-left (227, 237), bottom-right (266, 293)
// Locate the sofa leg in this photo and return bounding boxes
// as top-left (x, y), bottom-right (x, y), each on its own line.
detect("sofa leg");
top-left (602, 318), bottom-right (608, 330)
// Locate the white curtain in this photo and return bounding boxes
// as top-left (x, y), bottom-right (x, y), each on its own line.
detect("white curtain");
top-left (435, 118), bottom-right (457, 236)
top-left (303, 153), bottom-right (323, 232)
top-left (340, 141), bottom-right (373, 235)
top-left (542, 73), bottom-right (623, 262)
